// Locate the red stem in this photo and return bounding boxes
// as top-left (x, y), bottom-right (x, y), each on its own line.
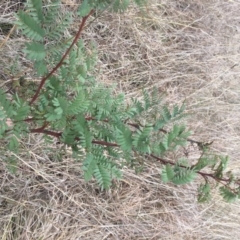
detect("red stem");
top-left (149, 154), bottom-right (230, 183)
top-left (30, 128), bottom-right (61, 138)
top-left (29, 10), bottom-right (94, 105)
top-left (92, 140), bottom-right (119, 147)
top-left (29, 126), bottom-right (231, 185)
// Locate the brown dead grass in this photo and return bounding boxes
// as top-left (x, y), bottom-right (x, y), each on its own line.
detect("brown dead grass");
top-left (1, 0), bottom-right (240, 239)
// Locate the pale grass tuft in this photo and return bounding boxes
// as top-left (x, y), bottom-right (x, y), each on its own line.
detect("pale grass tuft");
top-left (1, 0), bottom-right (240, 239)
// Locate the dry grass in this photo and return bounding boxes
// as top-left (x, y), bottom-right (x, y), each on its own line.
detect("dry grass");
top-left (1, 0), bottom-right (240, 239)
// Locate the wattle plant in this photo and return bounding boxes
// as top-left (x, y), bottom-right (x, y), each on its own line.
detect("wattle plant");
top-left (0, 0), bottom-right (240, 202)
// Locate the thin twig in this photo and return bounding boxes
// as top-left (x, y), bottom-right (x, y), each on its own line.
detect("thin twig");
top-left (29, 10), bottom-right (94, 105)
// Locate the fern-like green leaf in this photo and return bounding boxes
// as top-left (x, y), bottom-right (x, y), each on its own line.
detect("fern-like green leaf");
top-left (83, 153), bottom-right (97, 181)
top-left (162, 106), bottom-right (171, 122)
top-left (134, 0), bottom-right (147, 6)
top-left (219, 186), bottom-right (238, 202)
top-left (171, 167), bottom-right (196, 185)
top-left (45, 106), bottom-right (62, 121)
top-left (77, 64), bottom-right (88, 78)
top-left (52, 97), bottom-right (68, 115)
top-left (193, 157), bottom-right (209, 171)
top-left (12, 94), bottom-right (30, 121)
top-left (94, 164), bottom-right (111, 189)
top-left (110, 165), bottom-right (122, 180)
top-left (132, 125), bottom-right (153, 153)
top-left (0, 122), bottom-right (8, 137)
top-left (34, 60), bottom-right (48, 76)
top-left (6, 156), bottom-right (18, 174)
top-left (143, 89), bottom-right (151, 110)
top-left (116, 126), bottom-right (132, 152)
top-left (44, 0), bottom-right (60, 24)
top-left (54, 117), bottom-right (67, 129)
top-left (68, 91), bottom-right (89, 115)
top-left (24, 42), bottom-right (46, 61)
top-left (0, 89), bottom-right (16, 118)
top-left (112, 0), bottom-right (130, 12)
top-left (161, 164), bottom-right (175, 183)
top-left (46, 13), bottom-right (72, 41)
top-left (198, 183), bottom-right (211, 202)
top-left (26, 0), bottom-right (44, 23)
top-left (61, 129), bottom-right (76, 145)
top-left (7, 135), bottom-right (19, 152)
top-left (214, 156), bottom-right (229, 178)
top-left (78, 0), bottom-right (92, 17)
top-left (16, 11), bottom-right (45, 40)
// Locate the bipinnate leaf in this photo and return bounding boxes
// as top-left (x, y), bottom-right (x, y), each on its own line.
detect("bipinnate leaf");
top-left (161, 164), bottom-right (175, 183)
top-left (219, 186), bottom-right (238, 203)
top-left (83, 154), bottom-right (96, 181)
top-left (94, 164), bottom-right (111, 189)
top-left (78, 0), bottom-right (91, 17)
top-left (172, 168), bottom-right (196, 185)
top-left (24, 42), bottom-right (46, 61)
top-left (16, 11), bottom-right (45, 40)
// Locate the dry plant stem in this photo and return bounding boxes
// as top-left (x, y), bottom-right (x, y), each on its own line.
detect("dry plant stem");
top-left (29, 10), bottom-right (94, 106)
top-left (0, 25), bottom-right (16, 49)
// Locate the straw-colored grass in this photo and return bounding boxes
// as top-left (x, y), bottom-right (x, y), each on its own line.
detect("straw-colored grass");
top-left (1, 0), bottom-right (240, 239)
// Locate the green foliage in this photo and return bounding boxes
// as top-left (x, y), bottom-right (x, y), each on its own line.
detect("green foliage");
top-left (6, 156), bottom-right (18, 174)
top-left (0, 0), bottom-right (239, 203)
top-left (16, 10), bottom-right (45, 41)
top-left (171, 166), bottom-right (196, 185)
top-left (79, 0), bottom-right (146, 12)
top-left (161, 164), bottom-right (196, 185)
top-left (15, 0), bottom-right (73, 76)
top-left (0, 91), bottom-right (14, 117)
top-left (161, 164), bottom-right (175, 183)
top-left (78, 0), bottom-right (92, 17)
top-left (219, 186), bottom-right (238, 203)
top-left (24, 42), bottom-right (46, 61)
top-left (198, 183), bottom-right (211, 203)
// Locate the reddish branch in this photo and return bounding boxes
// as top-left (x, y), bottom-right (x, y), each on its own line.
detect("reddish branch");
top-left (28, 113), bottom-right (225, 185)
top-left (92, 140), bottom-right (118, 147)
top-left (149, 154), bottom-right (230, 183)
top-left (29, 10), bottom-right (94, 105)
top-left (85, 117), bottom-right (209, 147)
top-left (30, 128), bottom-right (61, 138)
top-left (29, 126), bottom-right (232, 185)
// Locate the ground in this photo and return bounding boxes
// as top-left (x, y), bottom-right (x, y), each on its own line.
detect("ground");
top-left (0, 0), bottom-right (240, 239)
